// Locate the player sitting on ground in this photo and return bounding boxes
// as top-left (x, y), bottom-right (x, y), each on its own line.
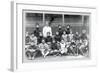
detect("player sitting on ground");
top-left (50, 39), bottom-right (60, 56)
top-left (73, 32), bottom-right (80, 56)
top-left (38, 39), bottom-right (50, 58)
top-left (79, 38), bottom-right (88, 56)
top-left (67, 39), bottom-right (76, 56)
top-left (25, 42), bottom-right (37, 60)
top-left (60, 39), bottom-right (68, 55)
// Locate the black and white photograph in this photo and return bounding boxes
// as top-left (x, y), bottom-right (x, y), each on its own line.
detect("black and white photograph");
top-left (23, 10), bottom-right (90, 62)
top-left (9, 1), bottom-right (97, 71)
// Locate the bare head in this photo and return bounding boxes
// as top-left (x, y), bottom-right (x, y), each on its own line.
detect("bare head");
top-left (52, 39), bottom-right (56, 43)
top-left (36, 23), bottom-right (39, 28)
top-left (26, 32), bottom-right (29, 36)
top-left (70, 30), bottom-right (73, 34)
top-left (63, 31), bottom-right (66, 34)
top-left (31, 42), bottom-right (35, 45)
top-left (45, 21), bottom-right (49, 26)
top-left (61, 39), bottom-right (64, 43)
top-left (47, 32), bottom-right (50, 36)
top-left (31, 33), bottom-right (34, 37)
top-left (42, 39), bottom-right (45, 43)
top-left (76, 32), bottom-right (78, 35)
top-left (67, 24), bottom-right (70, 28)
top-left (56, 31), bottom-right (59, 35)
top-left (71, 39), bottom-right (75, 42)
top-left (82, 30), bottom-right (86, 34)
top-left (58, 25), bottom-right (61, 29)
top-left (39, 32), bottom-right (43, 36)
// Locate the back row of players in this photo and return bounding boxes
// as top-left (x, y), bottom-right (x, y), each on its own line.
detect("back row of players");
top-left (25, 23), bottom-right (89, 60)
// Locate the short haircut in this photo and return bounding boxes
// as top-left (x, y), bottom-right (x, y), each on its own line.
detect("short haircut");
top-left (35, 23), bottom-right (39, 26)
top-left (58, 25), bottom-right (61, 27)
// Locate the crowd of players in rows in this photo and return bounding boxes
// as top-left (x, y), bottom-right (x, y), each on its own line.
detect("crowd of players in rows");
top-left (25, 24), bottom-right (89, 60)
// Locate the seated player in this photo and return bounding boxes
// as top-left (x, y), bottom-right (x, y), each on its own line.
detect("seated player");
top-left (79, 39), bottom-right (89, 56)
top-left (68, 30), bottom-right (74, 42)
top-left (50, 40), bottom-right (60, 56)
top-left (45, 32), bottom-right (52, 43)
top-left (25, 42), bottom-right (37, 60)
top-left (73, 32), bottom-right (80, 56)
top-left (33, 23), bottom-right (40, 38)
top-left (25, 32), bottom-right (30, 45)
top-left (79, 30), bottom-right (88, 56)
top-left (62, 31), bottom-right (67, 43)
top-left (73, 32), bottom-right (80, 42)
top-left (38, 39), bottom-right (50, 58)
top-left (37, 32), bottom-right (43, 44)
top-left (83, 39), bottom-right (89, 55)
top-left (45, 32), bottom-right (53, 55)
top-left (60, 39), bottom-right (67, 55)
top-left (66, 33), bottom-right (71, 47)
top-left (67, 40), bottom-right (76, 56)
top-left (65, 31), bottom-right (73, 50)
top-left (54, 31), bottom-right (61, 43)
top-left (80, 30), bottom-right (88, 41)
top-left (30, 33), bottom-right (37, 45)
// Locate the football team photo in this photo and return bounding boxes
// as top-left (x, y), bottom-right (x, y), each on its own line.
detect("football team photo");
top-left (23, 10), bottom-right (90, 62)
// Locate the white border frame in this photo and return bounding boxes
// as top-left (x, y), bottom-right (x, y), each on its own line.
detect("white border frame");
top-left (11, 1), bottom-right (97, 72)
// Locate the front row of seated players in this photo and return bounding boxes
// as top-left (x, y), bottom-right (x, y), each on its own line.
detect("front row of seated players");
top-left (25, 29), bottom-right (89, 60)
